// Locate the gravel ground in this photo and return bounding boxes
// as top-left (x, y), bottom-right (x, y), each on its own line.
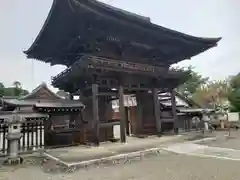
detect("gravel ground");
top-left (0, 130), bottom-right (238, 180)
top-left (1, 151), bottom-right (240, 180)
top-left (198, 130), bottom-right (240, 149)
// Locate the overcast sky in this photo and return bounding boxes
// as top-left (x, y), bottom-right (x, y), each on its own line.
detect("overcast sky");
top-left (0, 0), bottom-right (239, 92)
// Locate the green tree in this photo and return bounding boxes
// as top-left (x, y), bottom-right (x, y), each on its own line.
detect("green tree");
top-left (228, 89), bottom-right (240, 112)
top-left (228, 73), bottom-right (240, 112)
top-left (21, 89), bottom-right (29, 96)
top-left (230, 73), bottom-right (240, 89)
top-left (0, 82), bottom-right (5, 97)
top-left (176, 66), bottom-right (209, 96)
top-left (192, 80), bottom-right (230, 109)
top-left (12, 81), bottom-right (22, 96)
top-left (13, 81), bottom-right (21, 89)
top-left (0, 81), bottom-right (29, 97)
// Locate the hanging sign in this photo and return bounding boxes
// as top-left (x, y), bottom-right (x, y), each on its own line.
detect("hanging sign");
top-left (87, 56), bottom-right (165, 74)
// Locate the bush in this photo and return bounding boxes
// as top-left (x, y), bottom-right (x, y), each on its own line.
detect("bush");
top-left (228, 89), bottom-right (240, 112)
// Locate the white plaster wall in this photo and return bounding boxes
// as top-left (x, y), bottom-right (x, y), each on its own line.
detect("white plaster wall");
top-left (228, 112), bottom-right (240, 122)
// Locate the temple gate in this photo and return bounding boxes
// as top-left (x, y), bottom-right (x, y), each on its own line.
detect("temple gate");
top-left (23, 0), bottom-right (221, 145)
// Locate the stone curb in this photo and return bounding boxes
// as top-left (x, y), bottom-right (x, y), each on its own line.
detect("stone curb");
top-left (41, 134), bottom-right (219, 172)
top-left (43, 147), bottom-right (166, 172)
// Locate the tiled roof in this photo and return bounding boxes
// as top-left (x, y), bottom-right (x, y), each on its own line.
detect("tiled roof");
top-left (0, 111), bottom-right (48, 120)
top-left (20, 83), bottom-right (63, 100)
top-left (2, 99), bottom-right (84, 108)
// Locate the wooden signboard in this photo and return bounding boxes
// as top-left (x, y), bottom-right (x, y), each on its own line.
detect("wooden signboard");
top-left (86, 56), bottom-right (167, 75)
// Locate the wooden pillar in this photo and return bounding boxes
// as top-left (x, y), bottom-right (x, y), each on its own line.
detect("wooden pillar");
top-left (69, 93), bottom-right (75, 132)
top-left (92, 84), bottom-right (100, 145)
top-left (135, 92), bottom-right (143, 134)
top-left (125, 107), bottom-right (130, 136)
top-left (119, 85), bottom-right (126, 143)
top-left (69, 93), bottom-right (74, 100)
top-left (171, 90), bottom-right (178, 134)
top-left (153, 88), bottom-right (161, 134)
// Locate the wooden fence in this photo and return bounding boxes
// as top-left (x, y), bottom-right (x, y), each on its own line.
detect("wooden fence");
top-left (0, 119), bottom-right (44, 156)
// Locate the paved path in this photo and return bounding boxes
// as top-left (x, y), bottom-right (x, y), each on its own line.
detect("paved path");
top-left (163, 142), bottom-right (240, 160)
top-left (162, 131), bottom-right (240, 161)
top-left (2, 131), bottom-right (240, 180)
top-left (1, 151), bottom-right (240, 180)
top-left (44, 135), bottom-right (183, 164)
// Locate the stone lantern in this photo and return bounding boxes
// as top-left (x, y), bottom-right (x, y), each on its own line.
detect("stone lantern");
top-left (4, 110), bottom-right (25, 164)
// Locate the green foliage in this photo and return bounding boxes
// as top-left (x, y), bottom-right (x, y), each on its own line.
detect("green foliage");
top-left (0, 83), bottom-right (5, 97)
top-left (230, 73), bottom-right (240, 89)
top-left (21, 89), bottom-right (29, 96)
top-left (191, 80), bottom-right (230, 109)
top-left (13, 81), bottom-right (22, 89)
top-left (228, 74), bottom-right (240, 112)
top-left (0, 82), bottom-right (29, 97)
top-left (176, 66), bottom-right (209, 96)
top-left (176, 66), bottom-right (231, 110)
top-left (228, 89), bottom-right (240, 112)
top-left (229, 104), bottom-right (239, 112)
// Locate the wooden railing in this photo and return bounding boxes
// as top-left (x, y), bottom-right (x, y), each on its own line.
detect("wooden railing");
top-left (0, 119), bottom-right (45, 156)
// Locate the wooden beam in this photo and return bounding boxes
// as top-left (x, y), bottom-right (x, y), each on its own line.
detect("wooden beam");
top-left (100, 121), bottom-right (120, 128)
top-left (97, 92), bottom-right (119, 97)
top-left (153, 88), bottom-right (161, 134)
top-left (171, 90), bottom-right (178, 134)
top-left (92, 84), bottom-right (100, 145)
top-left (119, 85), bottom-right (126, 143)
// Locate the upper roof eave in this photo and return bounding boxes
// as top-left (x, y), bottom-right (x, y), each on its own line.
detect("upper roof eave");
top-left (24, 0), bottom-right (58, 55)
top-left (24, 0), bottom-right (221, 61)
top-left (83, 0), bottom-right (221, 44)
top-left (71, 0), bottom-right (222, 45)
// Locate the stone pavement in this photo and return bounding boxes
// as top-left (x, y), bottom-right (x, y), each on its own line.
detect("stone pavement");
top-left (163, 142), bottom-right (240, 160)
top-left (198, 130), bottom-right (240, 150)
top-left (162, 131), bottom-right (240, 160)
top-left (44, 135), bottom-right (185, 165)
top-left (2, 131), bottom-right (240, 180)
top-left (1, 151), bottom-right (240, 180)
